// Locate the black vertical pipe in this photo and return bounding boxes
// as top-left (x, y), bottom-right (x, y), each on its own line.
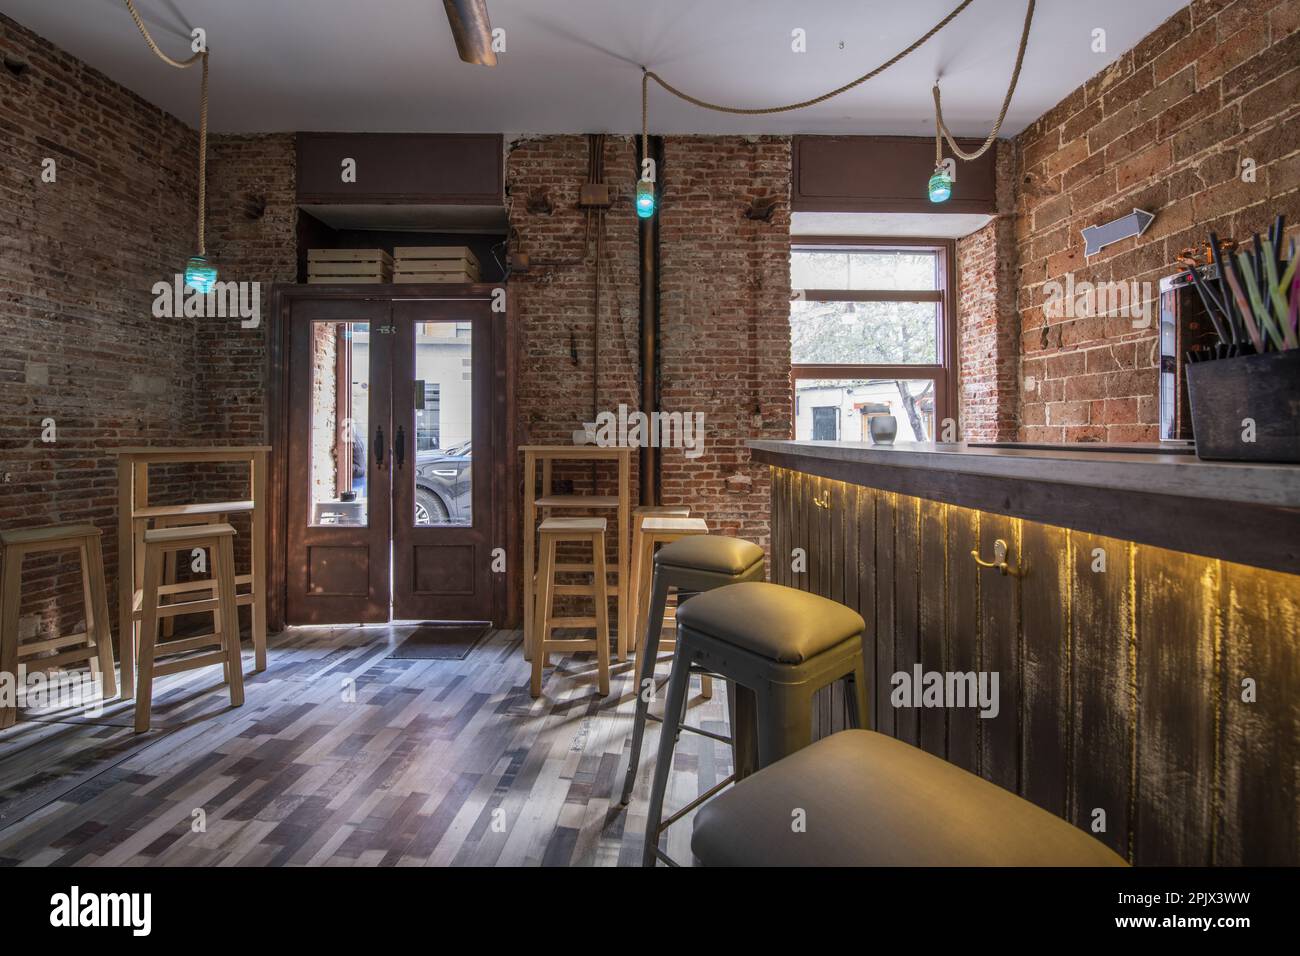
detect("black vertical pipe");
top-left (638, 136), bottom-right (662, 506)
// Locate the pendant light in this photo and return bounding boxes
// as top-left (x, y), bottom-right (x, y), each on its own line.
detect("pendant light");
top-left (638, 71), bottom-right (657, 219)
top-left (636, 181), bottom-right (656, 219)
top-left (125, 0), bottom-right (215, 292)
top-left (930, 0), bottom-right (1036, 204)
top-left (928, 164), bottom-right (953, 203)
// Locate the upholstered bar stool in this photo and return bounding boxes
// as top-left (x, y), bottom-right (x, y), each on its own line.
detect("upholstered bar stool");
top-left (641, 581), bottom-right (867, 867)
top-left (624, 505), bottom-right (690, 658)
top-left (619, 534), bottom-right (765, 807)
top-left (134, 523), bottom-right (244, 733)
top-left (0, 524), bottom-right (117, 728)
top-left (692, 730), bottom-right (1128, 866)
top-left (532, 517), bottom-right (611, 698)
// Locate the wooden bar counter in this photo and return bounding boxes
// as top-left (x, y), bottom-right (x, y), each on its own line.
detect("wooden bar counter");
top-left (749, 439), bottom-right (1300, 867)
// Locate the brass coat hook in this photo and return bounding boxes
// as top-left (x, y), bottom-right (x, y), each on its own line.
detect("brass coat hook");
top-left (971, 538), bottom-right (1019, 576)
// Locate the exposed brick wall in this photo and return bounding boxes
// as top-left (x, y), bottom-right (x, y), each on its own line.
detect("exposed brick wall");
top-left (0, 14), bottom-right (200, 642)
top-left (957, 142), bottom-right (1020, 442)
top-left (196, 134), bottom-right (297, 573)
top-left (1013, 0), bottom-right (1300, 442)
top-left (506, 134), bottom-right (791, 554)
top-left (200, 133), bottom-right (298, 443)
top-left (658, 136), bottom-right (792, 548)
top-left (506, 134), bottom-right (642, 505)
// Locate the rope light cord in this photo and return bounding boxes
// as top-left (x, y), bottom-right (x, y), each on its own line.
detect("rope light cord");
top-left (933, 0), bottom-right (1035, 164)
top-left (641, 0), bottom-right (977, 116)
top-left (125, 0), bottom-right (209, 255)
top-left (639, 0), bottom-right (1035, 176)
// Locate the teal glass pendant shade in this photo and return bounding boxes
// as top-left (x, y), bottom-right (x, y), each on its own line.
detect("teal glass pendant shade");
top-left (184, 255), bottom-right (218, 293)
top-left (635, 180), bottom-right (656, 219)
top-left (928, 166), bottom-right (953, 203)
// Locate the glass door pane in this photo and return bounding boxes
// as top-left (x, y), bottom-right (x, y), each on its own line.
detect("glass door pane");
top-left (411, 320), bottom-right (473, 527)
top-left (391, 301), bottom-right (495, 623)
top-left (308, 321), bottom-right (371, 526)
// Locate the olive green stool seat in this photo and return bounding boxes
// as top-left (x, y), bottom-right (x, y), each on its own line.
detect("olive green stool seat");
top-left (641, 581), bottom-right (868, 867)
top-left (620, 535), bottom-right (765, 809)
top-left (692, 729), bottom-right (1129, 867)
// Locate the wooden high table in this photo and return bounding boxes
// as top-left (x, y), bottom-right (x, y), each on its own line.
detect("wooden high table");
top-left (113, 446), bottom-right (270, 699)
top-left (521, 446), bottom-right (631, 662)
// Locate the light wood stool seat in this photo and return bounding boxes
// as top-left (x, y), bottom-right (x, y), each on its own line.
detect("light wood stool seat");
top-left (625, 505), bottom-right (690, 659)
top-left (147, 511), bottom-right (245, 641)
top-left (632, 516), bottom-right (709, 666)
top-left (1, 524), bottom-right (117, 728)
top-left (531, 517), bottom-right (611, 698)
top-left (134, 523), bottom-right (244, 733)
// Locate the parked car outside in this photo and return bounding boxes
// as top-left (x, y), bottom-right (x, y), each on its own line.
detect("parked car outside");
top-left (414, 440), bottom-right (472, 525)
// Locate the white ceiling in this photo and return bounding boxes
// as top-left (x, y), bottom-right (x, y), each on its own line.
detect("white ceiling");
top-left (2, 0), bottom-right (1186, 135)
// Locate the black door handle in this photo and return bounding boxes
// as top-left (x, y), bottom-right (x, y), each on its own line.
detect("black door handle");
top-left (395, 425), bottom-right (406, 469)
top-left (374, 425), bottom-right (385, 469)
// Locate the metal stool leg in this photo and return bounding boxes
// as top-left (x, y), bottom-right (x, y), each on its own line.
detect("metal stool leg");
top-left (641, 637), bottom-right (693, 867)
top-left (620, 565), bottom-right (671, 806)
top-left (846, 658), bottom-right (869, 729)
top-left (755, 682), bottom-right (814, 770)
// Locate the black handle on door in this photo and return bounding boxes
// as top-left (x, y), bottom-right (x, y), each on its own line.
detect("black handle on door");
top-left (374, 425), bottom-right (385, 469)
top-left (395, 425), bottom-right (406, 468)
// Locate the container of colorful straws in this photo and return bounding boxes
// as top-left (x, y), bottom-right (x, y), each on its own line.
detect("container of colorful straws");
top-left (1184, 216), bottom-right (1299, 463)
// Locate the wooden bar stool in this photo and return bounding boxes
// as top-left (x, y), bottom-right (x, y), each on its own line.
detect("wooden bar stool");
top-left (134, 523), bottom-right (244, 733)
top-left (531, 517), bottom-right (611, 698)
top-left (0, 524), bottom-right (117, 728)
top-left (154, 512), bottom-right (225, 639)
top-left (625, 505), bottom-right (690, 658)
top-left (632, 517), bottom-right (710, 694)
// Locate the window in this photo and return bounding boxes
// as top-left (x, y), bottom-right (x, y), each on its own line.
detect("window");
top-left (790, 241), bottom-right (956, 443)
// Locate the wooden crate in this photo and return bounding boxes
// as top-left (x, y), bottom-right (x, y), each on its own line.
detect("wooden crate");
top-left (393, 245), bottom-right (481, 282)
top-left (307, 248), bottom-right (393, 284)
top-left (393, 271), bottom-right (478, 284)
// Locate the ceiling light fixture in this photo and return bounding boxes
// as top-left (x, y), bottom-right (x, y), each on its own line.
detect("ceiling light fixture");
top-left (637, 0), bottom-right (979, 220)
top-left (442, 0), bottom-right (497, 66)
top-left (637, 72), bottom-right (658, 219)
top-left (928, 166), bottom-right (954, 203)
top-left (124, 0), bottom-right (215, 292)
top-left (930, 0), bottom-right (1036, 203)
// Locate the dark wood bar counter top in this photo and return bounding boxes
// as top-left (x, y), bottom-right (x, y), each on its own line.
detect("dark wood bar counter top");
top-left (749, 440), bottom-right (1300, 575)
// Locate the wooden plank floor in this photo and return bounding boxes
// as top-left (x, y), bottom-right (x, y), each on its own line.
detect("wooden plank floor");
top-left (0, 627), bottom-right (732, 866)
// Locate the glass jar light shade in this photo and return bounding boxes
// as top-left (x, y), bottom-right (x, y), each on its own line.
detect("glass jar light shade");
top-left (183, 255), bottom-right (218, 293)
top-left (635, 180), bottom-right (656, 219)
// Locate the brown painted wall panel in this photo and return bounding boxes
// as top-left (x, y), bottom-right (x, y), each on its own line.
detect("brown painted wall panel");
top-left (792, 135), bottom-right (996, 214)
top-left (296, 133), bottom-right (503, 204)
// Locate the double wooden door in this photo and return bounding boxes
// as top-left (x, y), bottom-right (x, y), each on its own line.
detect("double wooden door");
top-left (284, 294), bottom-right (498, 624)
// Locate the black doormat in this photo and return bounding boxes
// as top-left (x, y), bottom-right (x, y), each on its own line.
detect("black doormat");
top-left (387, 623), bottom-right (492, 660)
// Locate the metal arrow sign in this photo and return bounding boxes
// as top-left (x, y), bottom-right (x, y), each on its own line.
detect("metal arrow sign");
top-left (1082, 208), bottom-right (1155, 256)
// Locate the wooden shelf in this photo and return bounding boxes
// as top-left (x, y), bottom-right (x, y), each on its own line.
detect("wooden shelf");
top-left (534, 495), bottom-right (620, 508)
top-left (133, 500), bottom-right (255, 519)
